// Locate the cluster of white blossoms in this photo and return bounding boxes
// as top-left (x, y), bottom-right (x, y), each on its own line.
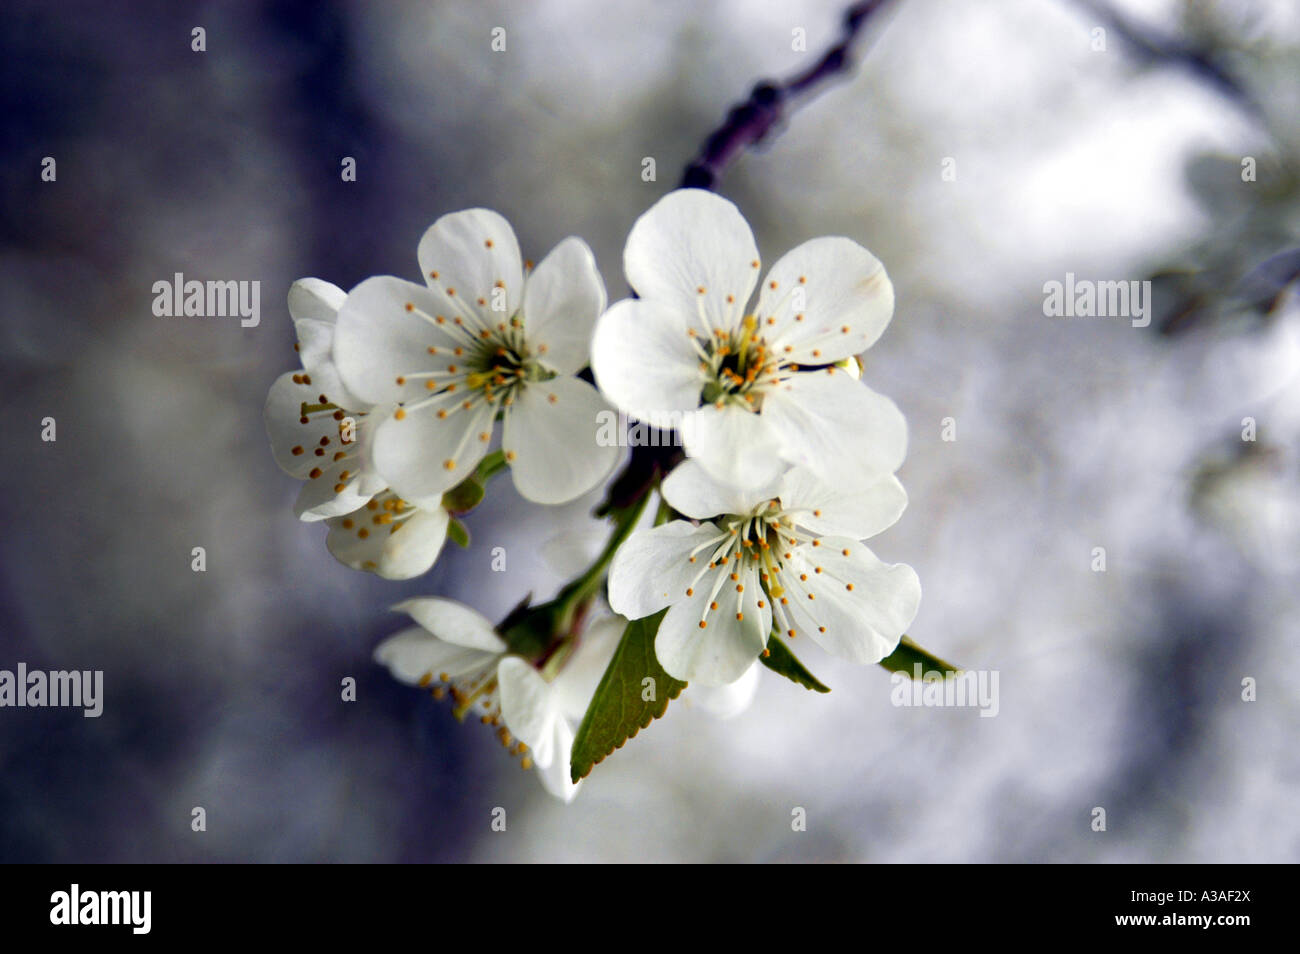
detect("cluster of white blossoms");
top-left (265, 210), bottom-right (621, 579)
top-left (265, 190), bottom-right (920, 800)
top-left (264, 278), bottom-right (453, 578)
top-left (595, 190), bottom-right (920, 687)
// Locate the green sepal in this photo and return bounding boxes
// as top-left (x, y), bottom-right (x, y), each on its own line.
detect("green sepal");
top-left (760, 634), bottom-right (831, 692)
top-left (446, 516), bottom-right (471, 549)
top-left (878, 635), bottom-right (961, 678)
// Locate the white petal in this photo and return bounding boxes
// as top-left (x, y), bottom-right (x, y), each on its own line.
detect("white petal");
top-left (327, 500), bottom-right (442, 575)
top-left (369, 394), bottom-right (495, 504)
top-left (607, 521), bottom-right (725, 620)
top-left (265, 371), bottom-right (376, 516)
top-left (591, 298), bottom-right (705, 422)
top-left (778, 467), bottom-right (908, 540)
top-left (333, 276), bottom-right (462, 407)
top-left (288, 277), bottom-right (347, 323)
top-left (624, 189), bottom-right (759, 336)
top-left (655, 564), bottom-right (770, 686)
top-left (535, 717), bottom-right (581, 802)
top-left (294, 462), bottom-right (374, 522)
top-left (661, 458), bottom-right (772, 520)
top-left (522, 237), bottom-right (607, 375)
top-left (761, 369), bottom-right (907, 489)
top-left (373, 626), bottom-right (497, 685)
top-left (502, 376), bottom-right (621, 505)
top-left (392, 597), bottom-right (508, 653)
top-left (288, 278), bottom-right (365, 411)
top-left (755, 237), bottom-right (894, 364)
top-left (498, 657), bottom-right (559, 767)
top-left (552, 615), bottom-right (625, 723)
top-left (264, 372), bottom-right (329, 477)
top-left (779, 538), bottom-right (920, 664)
top-left (679, 402), bottom-right (787, 491)
top-left (373, 507), bottom-right (449, 579)
top-left (417, 208), bottom-right (524, 329)
top-left (327, 507), bottom-right (387, 572)
top-left (691, 660), bottom-right (760, 719)
top-left (294, 318), bottom-right (366, 412)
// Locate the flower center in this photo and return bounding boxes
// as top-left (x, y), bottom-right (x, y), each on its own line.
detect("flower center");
top-left (395, 304), bottom-right (555, 420)
top-left (679, 500), bottom-right (833, 636)
top-left (463, 337), bottom-right (537, 404)
top-left (694, 316), bottom-right (781, 407)
top-left (679, 503), bottom-right (778, 627)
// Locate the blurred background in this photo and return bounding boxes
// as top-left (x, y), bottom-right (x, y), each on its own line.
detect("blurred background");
top-left (1, 0), bottom-right (1297, 862)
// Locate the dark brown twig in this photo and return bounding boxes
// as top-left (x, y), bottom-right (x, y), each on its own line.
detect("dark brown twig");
top-left (1068, 0), bottom-right (1260, 118)
top-left (681, 0), bottom-right (898, 189)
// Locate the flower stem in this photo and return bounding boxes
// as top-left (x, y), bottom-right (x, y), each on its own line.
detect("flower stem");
top-left (654, 494), bottom-right (675, 526)
top-left (553, 489), bottom-right (652, 632)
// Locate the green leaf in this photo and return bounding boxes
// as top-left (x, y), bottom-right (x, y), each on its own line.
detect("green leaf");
top-left (760, 634), bottom-right (830, 692)
top-left (878, 635), bottom-right (960, 678)
top-left (570, 611), bottom-right (686, 782)
top-left (446, 516), bottom-right (470, 549)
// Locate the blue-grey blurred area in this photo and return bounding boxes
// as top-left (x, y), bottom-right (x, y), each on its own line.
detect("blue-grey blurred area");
top-left (1, 0), bottom-right (1297, 862)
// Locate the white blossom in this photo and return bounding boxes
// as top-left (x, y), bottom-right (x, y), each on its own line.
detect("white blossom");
top-left (333, 209), bottom-right (621, 507)
top-left (608, 460), bottom-right (920, 685)
top-left (265, 281), bottom-right (450, 578)
top-left (374, 598), bottom-right (509, 722)
top-left (592, 189), bottom-right (907, 492)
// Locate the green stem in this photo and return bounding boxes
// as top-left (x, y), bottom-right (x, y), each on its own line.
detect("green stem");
top-left (554, 490), bottom-right (653, 632)
top-left (654, 494), bottom-right (675, 526)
